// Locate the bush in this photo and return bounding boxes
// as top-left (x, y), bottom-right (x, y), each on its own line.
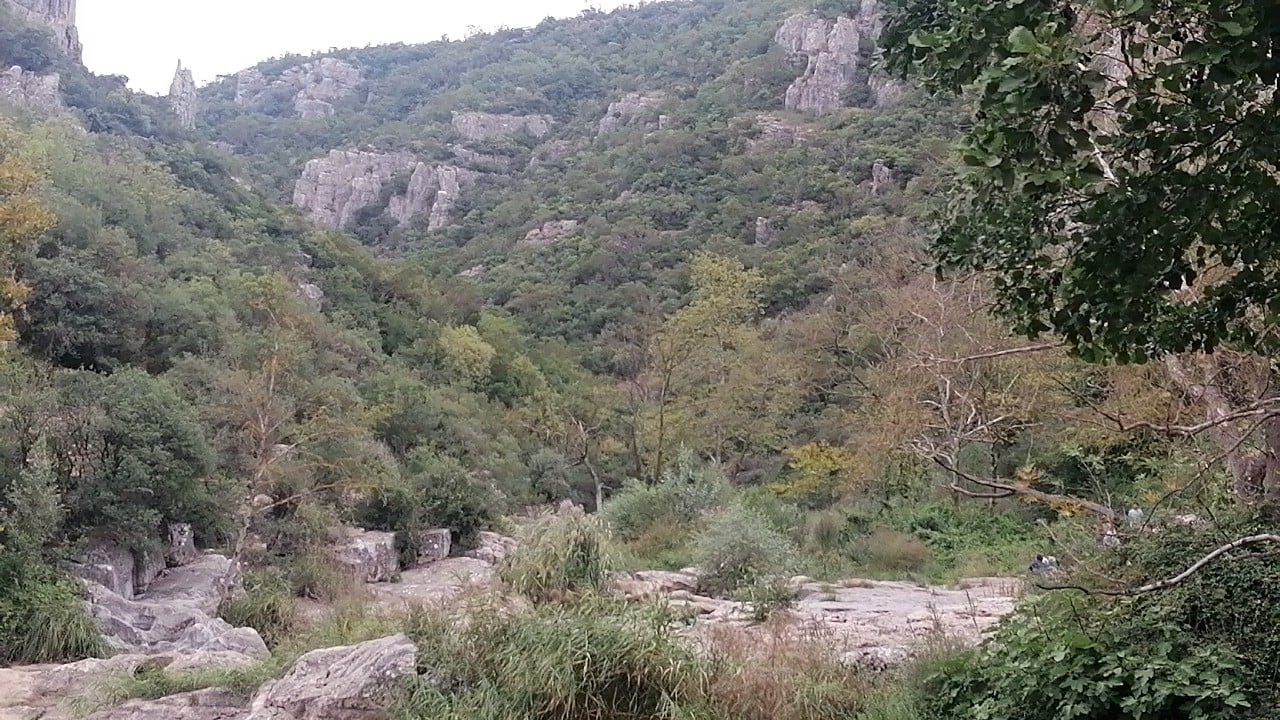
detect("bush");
top-left (856, 528), bottom-right (932, 574)
top-left (499, 507), bottom-right (613, 601)
top-left (737, 575), bottom-right (797, 623)
top-left (396, 598), bottom-right (711, 720)
top-left (693, 504), bottom-right (798, 595)
top-left (219, 569), bottom-right (300, 647)
top-left (285, 553), bottom-right (366, 603)
top-left (0, 567), bottom-right (107, 663)
top-left (602, 450), bottom-right (730, 542)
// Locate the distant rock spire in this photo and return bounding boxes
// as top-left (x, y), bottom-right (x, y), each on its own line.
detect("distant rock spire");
top-left (169, 60), bottom-right (197, 130)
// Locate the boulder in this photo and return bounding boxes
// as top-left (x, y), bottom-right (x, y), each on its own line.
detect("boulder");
top-left (0, 65), bottom-right (62, 113)
top-left (331, 529), bottom-right (399, 583)
top-left (133, 548), bottom-right (167, 595)
top-left (88, 581), bottom-right (268, 658)
top-left (416, 529), bottom-right (451, 566)
top-left (296, 283), bottom-right (325, 311)
top-left (72, 539), bottom-right (137, 599)
top-left (466, 532), bottom-right (518, 566)
top-left (754, 217), bottom-right (774, 245)
top-left (245, 634), bottom-right (417, 720)
top-left (141, 554), bottom-right (242, 615)
top-left (168, 62), bottom-right (197, 130)
top-left (520, 219), bottom-right (580, 247)
top-left (598, 93), bottom-right (664, 135)
top-left (84, 689), bottom-right (249, 720)
top-left (451, 112), bottom-right (552, 142)
top-left (869, 160), bottom-right (895, 195)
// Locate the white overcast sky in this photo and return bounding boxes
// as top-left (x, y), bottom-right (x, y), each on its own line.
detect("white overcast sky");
top-left (78, 1), bottom-right (636, 95)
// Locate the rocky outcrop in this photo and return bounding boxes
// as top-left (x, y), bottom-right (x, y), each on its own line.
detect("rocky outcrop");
top-left (747, 114), bottom-right (812, 154)
top-left (168, 62), bottom-right (197, 130)
top-left (775, 3), bottom-right (905, 113)
top-left (235, 58), bottom-right (362, 119)
top-left (6, 0), bottom-right (81, 59)
top-left (466, 531), bottom-right (518, 566)
top-left (869, 160), bottom-right (895, 195)
top-left (85, 689), bottom-right (249, 720)
top-left (520, 219), bottom-right (580, 248)
top-left (0, 65), bottom-right (61, 112)
top-left (293, 150), bottom-right (415, 228)
top-left (296, 283), bottom-right (324, 311)
top-left (245, 634), bottom-right (417, 720)
top-left (451, 112), bottom-right (552, 142)
top-left (331, 528), bottom-right (398, 583)
top-left (168, 522), bottom-right (200, 567)
top-left (598, 93), bottom-right (664, 135)
top-left (72, 539), bottom-right (137, 598)
top-left (87, 555), bottom-right (269, 658)
top-left (387, 162), bottom-right (480, 231)
top-left (754, 217), bottom-right (774, 245)
top-left (416, 529), bottom-right (451, 565)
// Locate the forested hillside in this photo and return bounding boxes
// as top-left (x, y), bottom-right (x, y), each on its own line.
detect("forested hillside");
top-left (4, 0), bottom-right (1280, 718)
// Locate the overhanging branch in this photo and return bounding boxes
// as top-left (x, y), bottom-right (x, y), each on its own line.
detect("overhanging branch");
top-left (933, 457), bottom-right (1117, 519)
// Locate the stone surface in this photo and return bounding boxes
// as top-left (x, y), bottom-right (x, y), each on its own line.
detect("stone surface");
top-left (416, 528), bottom-right (452, 566)
top-left (451, 111), bottom-right (552, 142)
top-left (168, 62), bottom-right (197, 130)
top-left (6, 0), bottom-right (81, 59)
top-left (235, 58), bottom-right (362, 118)
top-left (133, 548), bottom-right (167, 595)
top-left (598, 93), bottom-right (664, 135)
top-left (520, 219), bottom-right (580, 247)
top-left (84, 689), bottom-right (248, 720)
top-left (747, 114), bottom-right (812, 154)
top-left (292, 150), bottom-right (416, 229)
top-left (775, 3), bottom-right (904, 113)
top-left (754, 217), bottom-right (774, 245)
top-left (466, 531), bottom-right (518, 566)
top-left (296, 283), bottom-right (324, 311)
top-left (869, 160), bottom-right (894, 195)
top-left (0, 65), bottom-right (61, 113)
top-left (245, 634), bottom-right (417, 720)
top-left (331, 528), bottom-right (399, 584)
top-left (387, 162), bottom-right (480, 230)
top-left (89, 579), bottom-right (268, 658)
top-left (72, 539), bottom-right (137, 599)
top-left (371, 557), bottom-right (496, 613)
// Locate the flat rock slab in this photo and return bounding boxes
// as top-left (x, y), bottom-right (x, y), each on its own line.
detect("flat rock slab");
top-left (370, 557), bottom-right (496, 613)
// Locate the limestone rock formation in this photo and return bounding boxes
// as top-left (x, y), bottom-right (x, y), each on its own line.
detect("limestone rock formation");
top-left (746, 114), bottom-right (811, 154)
top-left (520, 219), bottom-right (580, 248)
top-left (466, 531), bottom-right (518, 566)
top-left (387, 162), bottom-right (480, 231)
top-left (451, 111), bottom-right (552, 142)
top-left (0, 65), bottom-right (61, 112)
top-left (416, 528), bottom-right (452, 566)
top-left (86, 554), bottom-right (269, 658)
top-left (5, 0), bottom-right (81, 59)
top-left (296, 282), bottom-right (324, 311)
top-left (754, 217), bottom-right (774, 245)
top-left (775, 3), bottom-right (906, 114)
top-left (869, 160), bottom-right (895, 195)
top-left (245, 634), bottom-right (418, 720)
top-left (168, 62), bottom-right (197, 130)
top-left (331, 528), bottom-right (398, 583)
top-left (72, 539), bottom-right (137, 598)
top-left (235, 58), bottom-right (363, 119)
top-left (292, 150), bottom-right (416, 229)
top-left (598, 93), bottom-right (664, 135)
top-left (84, 689), bottom-right (249, 720)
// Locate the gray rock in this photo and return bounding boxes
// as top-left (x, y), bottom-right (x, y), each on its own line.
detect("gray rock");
top-left (296, 283), bottom-right (324, 311)
top-left (84, 689), bottom-right (249, 720)
top-left (88, 580), bottom-right (268, 658)
top-left (466, 532), bottom-right (518, 566)
top-left (292, 150), bottom-right (416, 229)
top-left (451, 111), bottom-right (552, 142)
top-left (133, 548), bottom-right (167, 595)
top-left (747, 114), bottom-right (811, 154)
top-left (245, 634), bottom-right (417, 720)
top-left (168, 523), bottom-right (200, 567)
top-left (416, 529), bottom-right (451, 566)
top-left (235, 58), bottom-right (362, 119)
top-left (754, 217), bottom-right (774, 245)
top-left (331, 528), bottom-right (398, 584)
top-left (142, 554), bottom-right (241, 615)
top-left (7, 0), bottom-right (81, 59)
top-left (168, 62), bottom-right (197, 130)
top-left (0, 65), bottom-right (61, 113)
top-left (520, 219), bottom-right (580, 247)
top-left (387, 162), bottom-right (480, 230)
top-left (598, 93), bottom-right (664, 135)
top-left (72, 539), bottom-right (136, 599)
top-left (776, 3), bottom-right (902, 114)
top-left (869, 160), bottom-right (894, 195)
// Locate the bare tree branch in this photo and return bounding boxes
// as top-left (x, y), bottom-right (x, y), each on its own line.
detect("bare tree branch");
top-left (1037, 534), bottom-right (1280, 596)
top-left (924, 341), bottom-right (1066, 365)
top-left (933, 457), bottom-right (1118, 519)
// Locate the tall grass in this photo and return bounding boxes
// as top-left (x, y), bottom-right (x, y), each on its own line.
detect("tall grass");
top-left (218, 569), bottom-right (300, 647)
top-left (499, 507), bottom-right (613, 601)
top-left (0, 576), bottom-right (109, 663)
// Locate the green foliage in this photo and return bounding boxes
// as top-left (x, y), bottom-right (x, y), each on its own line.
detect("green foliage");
top-left (693, 504), bottom-right (798, 595)
top-left (855, 527), bottom-right (931, 574)
top-left (499, 508), bottom-right (613, 601)
top-left (285, 552), bottom-right (366, 603)
top-left (218, 569), bottom-right (300, 648)
top-left (602, 450), bottom-right (731, 542)
top-left (0, 568), bottom-right (107, 664)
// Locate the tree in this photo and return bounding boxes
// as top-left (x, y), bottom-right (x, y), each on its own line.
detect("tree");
top-left (0, 126), bottom-right (55, 346)
top-left (883, 1), bottom-right (1280, 507)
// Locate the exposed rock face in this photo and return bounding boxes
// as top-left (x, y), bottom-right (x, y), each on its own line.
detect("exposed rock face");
top-left (133, 548), bottom-right (167, 595)
top-left (168, 62), bottom-right (197, 130)
top-left (520, 219), bottom-right (580, 248)
top-left (87, 555), bottom-right (269, 658)
top-left (245, 634), bottom-right (417, 720)
top-left (6, 0), bottom-right (81, 59)
top-left (387, 162), bottom-right (480, 231)
top-left (747, 114), bottom-right (811, 154)
top-left (466, 531), bottom-right (518, 566)
top-left (869, 160), bottom-right (895, 194)
top-left (296, 283), bottom-right (324, 311)
top-left (598, 93), bottom-right (664, 135)
top-left (775, 3), bottom-right (905, 113)
top-left (451, 111), bottom-right (552, 142)
top-left (754, 217), bottom-right (774, 245)
top-left (331, 528), bottom-right (398, 583)
top-left (235, 58), bottom-right (362, 119)
top-left (293, 150), bottom-right (415, 229)
top-left (72, 539), bottom-right (137, 598)
top-left (84, 689), bottom-right (249, 720)
top-left (416, 528), bottom-right (452, 565)
top-left (0, 65), bottom-right (61, 112)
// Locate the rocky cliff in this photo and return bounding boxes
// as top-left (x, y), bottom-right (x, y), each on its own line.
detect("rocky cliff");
top-left (236, 58), bottom-right (363, 119)
top-left (0, 64), bottom-right (60, 112)
top-left (774, 3), bottom-right (904, 113)
top-left (169, 61), bottom-right (197, 130)
top-left (451, 112), bottom-right (553, 142)
top-left (293, 150), bottom-right (479, 231)
top-left (5, 0), bottom-right (81, 59)
top-left (598, 92), bottom-right (665, 135)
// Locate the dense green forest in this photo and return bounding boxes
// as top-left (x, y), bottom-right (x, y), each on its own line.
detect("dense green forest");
top-left (3, 0), bottom-right (1280, 718)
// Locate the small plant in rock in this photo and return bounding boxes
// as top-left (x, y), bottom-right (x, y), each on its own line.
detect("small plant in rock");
top-left (856, 527), bottom-right (932, 574)
top-left (693, 504), bottom-right (799, 596)
top-left (738, 575), bottom-right (798, 623)
top-left (218, 569), bottom-right (299, 647)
